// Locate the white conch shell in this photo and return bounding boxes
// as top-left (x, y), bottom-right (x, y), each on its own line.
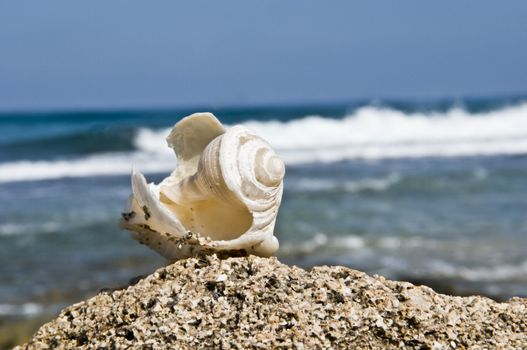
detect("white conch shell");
top-left (121, 112), bottom-right (285, 260)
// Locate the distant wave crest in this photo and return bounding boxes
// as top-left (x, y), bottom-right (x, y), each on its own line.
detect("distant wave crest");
top-left (287, 173), bottom-right (401, 193)
top-left (2, 103), bottom-right (527, 182)
top-left (136, 102), bottom-right (527, 162)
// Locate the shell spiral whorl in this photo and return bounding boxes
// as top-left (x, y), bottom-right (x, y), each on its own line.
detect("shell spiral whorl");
top-left (255, 149), bottom-right (285, 187)
top-left (220, 126), bottom-right (284, 211)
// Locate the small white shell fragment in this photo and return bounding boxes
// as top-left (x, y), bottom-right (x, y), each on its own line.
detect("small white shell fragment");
top-left (216, 274), bottom-right (228, 282)
top-left (121, 112), bottom-right (285, 260)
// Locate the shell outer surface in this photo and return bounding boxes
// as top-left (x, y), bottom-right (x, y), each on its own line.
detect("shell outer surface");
top-left (121, 113), bottom-right (285, 260)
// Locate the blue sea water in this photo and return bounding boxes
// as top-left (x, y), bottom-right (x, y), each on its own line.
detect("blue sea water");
top-left (1, 96), bottom-right (527, 321)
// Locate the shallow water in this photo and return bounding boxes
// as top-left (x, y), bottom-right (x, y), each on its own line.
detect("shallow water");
top-left (1, 98), bottom-right (527, 322)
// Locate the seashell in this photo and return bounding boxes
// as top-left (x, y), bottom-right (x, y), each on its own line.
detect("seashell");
top-left (120, 112), bottom-right (285, 260)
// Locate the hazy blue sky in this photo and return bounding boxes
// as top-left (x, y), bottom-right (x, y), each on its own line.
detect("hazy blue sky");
top-left (1, 1), bottom-right (526, 110)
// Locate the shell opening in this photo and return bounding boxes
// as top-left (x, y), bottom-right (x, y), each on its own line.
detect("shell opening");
top-left (160, 194), bottom-right (253, 242)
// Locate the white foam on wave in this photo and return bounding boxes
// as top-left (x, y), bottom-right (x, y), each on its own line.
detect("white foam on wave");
top-left (427, 259), bottom-right (527, 282)
top-left (287, 173), bottom-right (401, 193)
top-left (0, 303), bottom-right (43, 317)
top-left (281, 233), bottom-right (527, 283)
top-left (1, 103), bottom-right (527, 182)
top-left (247, 103), bottom-right (527, 162)
top-left (0, 151), bottom-right (174, 183)
top-left (0, 222), bottom-right (61, 236)
top-left (134, 102), bottom-right (527, 163)
top-left (280, 233), bottom-right (368, 255)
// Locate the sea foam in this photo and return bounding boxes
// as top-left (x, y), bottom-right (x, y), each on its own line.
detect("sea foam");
top-left (135, 102), bottom-right (527, 162)
top-left (1, 103), bottom-right (527, 183)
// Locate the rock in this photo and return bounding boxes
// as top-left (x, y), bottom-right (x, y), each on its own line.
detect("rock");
top-left (16, 255), bottom-right (527, 349)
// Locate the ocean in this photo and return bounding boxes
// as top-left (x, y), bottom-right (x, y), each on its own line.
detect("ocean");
top-left (1, 96), bottom-right (527, 324)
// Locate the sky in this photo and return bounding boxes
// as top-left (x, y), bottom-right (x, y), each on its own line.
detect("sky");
top-left (0, 1), bottom-right (526, 111)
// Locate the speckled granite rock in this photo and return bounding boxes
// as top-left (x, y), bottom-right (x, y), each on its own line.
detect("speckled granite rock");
top-left (16, 255), bottom-right (527, 349)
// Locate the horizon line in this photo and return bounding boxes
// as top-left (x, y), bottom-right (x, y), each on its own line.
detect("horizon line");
top-left (1, 91), bottom-right (526, 115)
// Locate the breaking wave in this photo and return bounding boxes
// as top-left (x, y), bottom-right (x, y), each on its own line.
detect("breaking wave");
top-left (286, 173), bottom-right (401, 193)
top-left (2, 102), bottom-right (527, 182)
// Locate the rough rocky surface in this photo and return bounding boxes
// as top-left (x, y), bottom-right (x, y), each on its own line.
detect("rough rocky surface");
top-left (16, 255), bottom-right (527, 349)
